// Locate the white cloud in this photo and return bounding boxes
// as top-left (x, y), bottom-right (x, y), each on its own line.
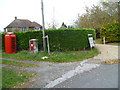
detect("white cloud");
top-left (0, 0), bottom-right (100, 31)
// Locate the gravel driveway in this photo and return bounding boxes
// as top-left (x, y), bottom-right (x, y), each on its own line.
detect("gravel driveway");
top-left (2, 44), bottom-right (119, 88)
top-left (87, 44), bottom-right (119, 63)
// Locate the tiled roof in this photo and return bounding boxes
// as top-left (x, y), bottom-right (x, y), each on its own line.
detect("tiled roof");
top-left (6, 18), bottom-right (42, 28)
top-left (30, 22), bottom-right (42, 27)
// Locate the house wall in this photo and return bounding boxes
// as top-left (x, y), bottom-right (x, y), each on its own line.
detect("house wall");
top-left (6, 27), bottom-right (41, 32)
top-left (7, 27), bottom-right (29, 32)
top-left (29, 27), bottom-right (41, 31)
top-left (20, 27), bottom-right (28, 32)
top-left (29, 27), bottom-right (34, 30)
top-left (7, 28), bottom-right (20, 32)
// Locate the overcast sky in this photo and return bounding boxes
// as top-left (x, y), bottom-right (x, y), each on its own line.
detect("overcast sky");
top-left (0, 0), bottom-right (100, 31)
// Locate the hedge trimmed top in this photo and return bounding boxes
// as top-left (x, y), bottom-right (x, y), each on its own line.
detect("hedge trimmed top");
top-left (2, 28), bottom-right (96, 51)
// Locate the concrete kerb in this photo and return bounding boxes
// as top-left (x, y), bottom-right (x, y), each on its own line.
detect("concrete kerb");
top-left (45, 58), bottom-right (101, 88)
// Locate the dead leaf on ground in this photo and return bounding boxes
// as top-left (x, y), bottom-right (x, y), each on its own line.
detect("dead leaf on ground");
top-left (103, 60), bottom-right (120, 64)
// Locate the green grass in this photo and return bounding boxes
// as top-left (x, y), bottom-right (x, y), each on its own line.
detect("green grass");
top-left (1, 59), bottom-right (38, 67)
top-left (2, 48), bottom-right (99, 63)
top-left (0, 69), bottom-right (2, 89)
top-left (106, 43), bottom-right (120, 46)
top-left (2, 68), bottom-right (34, 88)
top-left (95, 39), bottom-right (120, 46)
top-left (95, 39), bottom-right (102, 44)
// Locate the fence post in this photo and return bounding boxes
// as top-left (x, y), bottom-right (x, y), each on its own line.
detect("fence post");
top-left (103, 37), bottom-right (105, 45)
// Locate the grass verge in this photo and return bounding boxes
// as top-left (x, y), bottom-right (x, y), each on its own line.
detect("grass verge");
top-left (95, 39), bottom-right (120, 46)
top-left (95, 39), bottom-right (102, 44)
top-left (2, 48), bottom-right (99, 63)
top-left (106, 43), bottom-right (120, 46)
top-left (1, 59), bottom-right (38, 67)
top-left (2, 68), bottom-right (34, 88)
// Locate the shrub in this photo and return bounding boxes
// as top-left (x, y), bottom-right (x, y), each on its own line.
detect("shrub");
top-left (2, 28), bottom-right (95, 51)
top-left (95, 28), bottom-right (100, 38)
top-left (15, 31), bottom-right (43, 51)
top-left (100, 22), bottom-right (120, 43)
top-left (1, 33), bottom-right (6, 51)
top-left (45, 29), bottom-right (95, 51)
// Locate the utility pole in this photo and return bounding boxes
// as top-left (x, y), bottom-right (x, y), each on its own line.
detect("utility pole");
top-left (41, 0), bottom-right (46, 51)
top-left (118, 1), bottom-right (120, 23)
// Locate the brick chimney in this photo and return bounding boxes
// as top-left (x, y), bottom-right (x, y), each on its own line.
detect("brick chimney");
top-left (15, 16), bottom-right (17, 20)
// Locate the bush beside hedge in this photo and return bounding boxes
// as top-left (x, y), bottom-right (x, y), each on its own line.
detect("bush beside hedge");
top-left (2, 28), bottom-right (95, 51)
top-left (100, 22), bottom-right (120, 43)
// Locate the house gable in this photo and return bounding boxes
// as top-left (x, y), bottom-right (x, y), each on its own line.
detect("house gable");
top-left (5, 17), bottom-right (42, 32)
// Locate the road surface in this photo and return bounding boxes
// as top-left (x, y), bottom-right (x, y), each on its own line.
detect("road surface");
top-left (54, 63), bottom-right (119, 88)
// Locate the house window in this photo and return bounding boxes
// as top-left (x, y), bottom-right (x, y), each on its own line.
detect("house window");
top-left (35, 27), bottom-right (40, 30)
top-left (20, 28), bottom-right (26, 31)
top-left (12, 28), bottom-right (15, 32)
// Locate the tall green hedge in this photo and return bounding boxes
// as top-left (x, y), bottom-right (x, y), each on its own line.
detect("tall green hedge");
top-left (2, 28), bottom-right (95, 51)
top-left (100, 22), bottom-right (120, 43)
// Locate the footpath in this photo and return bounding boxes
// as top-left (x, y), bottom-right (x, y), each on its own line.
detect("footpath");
top-left (1, 44), bottom-right (119, 88)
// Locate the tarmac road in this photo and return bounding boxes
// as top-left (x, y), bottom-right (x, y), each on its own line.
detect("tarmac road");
top-left (54, 63), bottom-right (119, 88)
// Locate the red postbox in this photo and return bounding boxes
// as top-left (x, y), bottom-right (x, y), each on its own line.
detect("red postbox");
top-left (5, 32), bottom-right (17, 54)
top-left (30, 40), bottom-right (34, 51)
top-left (29, 39), bottom-right (38, 53)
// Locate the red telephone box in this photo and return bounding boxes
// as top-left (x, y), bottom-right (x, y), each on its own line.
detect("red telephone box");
top-left (5, 32), bottom-right (17, 54)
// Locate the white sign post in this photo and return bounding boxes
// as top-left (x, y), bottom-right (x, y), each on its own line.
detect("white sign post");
top-left (43, 35), bottom-right (50, 55)
top-left (88, 34), bottom-right (95, 49)
top-left (103, 37), bottom-right (106, 45)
